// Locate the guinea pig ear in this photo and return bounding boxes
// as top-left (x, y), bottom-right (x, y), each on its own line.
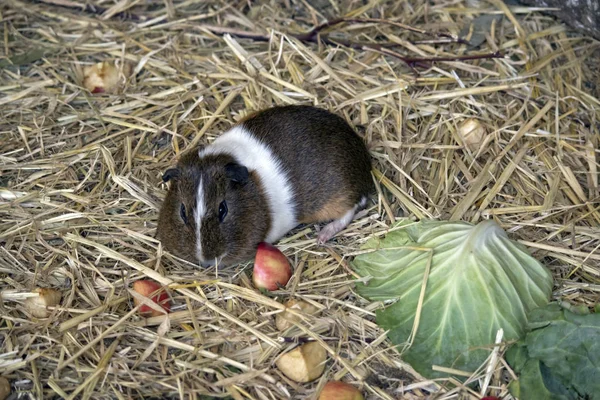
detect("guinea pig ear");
top-left (162, 168), bottom-right (180, 182)
top-left (225, 163), bottom-right (249, 184)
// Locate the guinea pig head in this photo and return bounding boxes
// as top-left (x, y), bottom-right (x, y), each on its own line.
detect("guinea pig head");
top-left (157, 150), bottom-right (270, 267)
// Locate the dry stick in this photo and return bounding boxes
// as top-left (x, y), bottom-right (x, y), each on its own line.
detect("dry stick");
top-left (298, 17), bottom-right (470, 45)
top-left (64, 338), bottom-right (121, 400)
top-left (197, 26), bottom-right (504, 71)
top-left (196, 16), bottom-right (504, 69)
top-left (30, 0), bottom-right (144, 21)
top-left (56, 307), bottom-right (139, 372)
top-left (278, 335), bottom-right (376, 344)
top-left (26, 0), bottom-right (504, 71)
top-left (137, 332), bottom-right (280, 385)
top-left (326, 247), bottom-right (361, 279)
top-left (361, 45), bottom-right (504, 70)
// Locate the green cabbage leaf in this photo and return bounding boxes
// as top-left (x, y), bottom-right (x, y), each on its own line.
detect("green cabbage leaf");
top-left (506, 303), bottom-right (600, 400)
top-left (351, 219), bottom-right (553, 378)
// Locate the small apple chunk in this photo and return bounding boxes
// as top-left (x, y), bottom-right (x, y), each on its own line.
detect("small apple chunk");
top-left (253, 242), bottom-right (292, 291)
top-left (457, 118), bottom-right (486, 151)
top-left (275, 299), bottom-right (319, 331)
top-left (319, 381), bottom-right (364, 400)
top-left (0, 376), bottom-right (10, 400)
top-left (132, 280), bottom-right (171, 317)
top-left (83, 60), bottom-right (132, 94)
top-left (24, 287), bottom-right (62, 318)
top-left (275, 341), bottom-right (326, 383)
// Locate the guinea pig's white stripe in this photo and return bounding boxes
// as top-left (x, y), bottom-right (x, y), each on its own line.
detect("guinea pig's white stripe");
top-left (195, 177), bottom-right (206, 261)
top-left (199, 126), bottom-right (297, 243)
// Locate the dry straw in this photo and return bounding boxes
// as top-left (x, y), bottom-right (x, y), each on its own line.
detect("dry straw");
top-left (1, 0), bottom-right (599, 399)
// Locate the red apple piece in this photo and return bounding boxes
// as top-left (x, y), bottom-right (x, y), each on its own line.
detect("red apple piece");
top-left (319, 381), bottom-right (364, 400)
top-left (132, 280), bottom-right (171, 317)
top-left (253, 242), bottom-right (292, 291)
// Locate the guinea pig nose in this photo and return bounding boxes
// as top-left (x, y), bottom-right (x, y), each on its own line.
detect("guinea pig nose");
top-left (199, 259), bottom-right (217, 268)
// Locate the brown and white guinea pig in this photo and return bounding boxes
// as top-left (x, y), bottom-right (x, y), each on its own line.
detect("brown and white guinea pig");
top-left (157, 105), bottom-right (374, 267)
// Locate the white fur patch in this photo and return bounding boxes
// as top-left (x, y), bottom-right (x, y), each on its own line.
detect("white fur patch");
top-left (199, 126), bottom-right (297, 243)
top-left (195, 177), bottom-right (206, 261)
top-left (358, 196), bottom-right (367, 209)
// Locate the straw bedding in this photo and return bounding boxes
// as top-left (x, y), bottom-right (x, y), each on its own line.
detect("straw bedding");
top-left (0, 0), bottom-right (599, 399)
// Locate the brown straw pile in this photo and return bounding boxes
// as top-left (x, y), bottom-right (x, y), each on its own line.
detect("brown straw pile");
top-left (1, 0), bottom-right (599, 398)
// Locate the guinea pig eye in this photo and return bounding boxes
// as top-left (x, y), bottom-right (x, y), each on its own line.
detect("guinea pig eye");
top-left (180, 203), bottom-right (188, 225)
top-left (218, 200), bottom-right (228, 223)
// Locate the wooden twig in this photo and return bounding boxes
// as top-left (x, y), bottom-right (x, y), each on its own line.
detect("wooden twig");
top-left (278, 335), bottom-right (376, 344)
top-left (25, 0), bottom-right (505, 71)
top-left (31, 0), bottom-right (144, 21)
top-left (298, 17), bottom-right (470, 46)
top-left (305, 35), bottom-right (504, 70)
top-left (194, 22), bottom-right (504, 71)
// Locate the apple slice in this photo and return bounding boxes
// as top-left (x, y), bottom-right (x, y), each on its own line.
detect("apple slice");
top-left (253, 242), bottom-right (292, 291)
top-left (83, 60), bottom-right (132, 94)
top-left (458, 118), bottom-right (486, 151)
top-left (132, 280), bottom-right (171, 317)
top-left (24, 287), bottom-right (62, 318)
top-left (275, 341), bottom-right (326, 383)
top-left (0, 376), bottom-right (10, 400)
top-left (275, 299), bottom-right (319, 331)
top-left (319, 381), bottom-right (364, 400)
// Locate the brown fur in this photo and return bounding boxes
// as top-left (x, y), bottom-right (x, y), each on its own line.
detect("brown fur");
top-left (157, 151), bottom-right (271, 266)
top-left (240, 105), bottom-right (373, 224)
top-left (299, 195), bottom-right (354, 223)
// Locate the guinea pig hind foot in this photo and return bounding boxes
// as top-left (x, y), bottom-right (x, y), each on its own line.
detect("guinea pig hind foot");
top-left (316, 202), bottom-right (362, 244)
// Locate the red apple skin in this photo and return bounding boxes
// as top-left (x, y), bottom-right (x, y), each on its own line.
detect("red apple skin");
top-left (480, 397), bottom-right (501, 400)
top-left (252, 242), bottom-right (292, 291)
top-left (132, 280), bottom-right (171, 317)
top-left (319, 381), bottom-right (364, 400)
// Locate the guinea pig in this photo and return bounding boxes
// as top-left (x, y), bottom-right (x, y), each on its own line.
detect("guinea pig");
top-left (157, 105), bottom-right (374, 267)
